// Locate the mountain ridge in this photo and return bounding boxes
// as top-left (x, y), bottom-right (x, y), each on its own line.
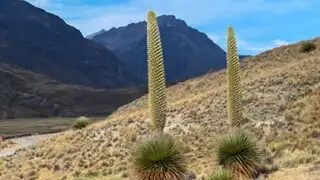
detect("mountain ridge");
top-left (90, 15), bottom-right (227, 85)
top-left (0, 61), bottom-right (146, 119)
top-left (0, 0), bottom-right (139, 88)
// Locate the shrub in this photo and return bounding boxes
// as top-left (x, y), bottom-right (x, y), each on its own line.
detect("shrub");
top-left (208, 167), bottom-right (233, 180)
top-left (299, 41), bottom-right (316, 53)
top-left (215, 131), bottom-right (261, 179)
top-left (73, 116), bottom-right (90, 129)
top-left (131, 134), bottom-right (187, 180)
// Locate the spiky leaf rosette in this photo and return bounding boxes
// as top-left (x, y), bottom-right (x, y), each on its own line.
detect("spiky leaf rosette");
top-left (208, 167), bottom-right (233, 180)
top-left (147, 10), bottom-right (167, 133)
top-left (215, 131), bottom-right (261, 179)
top-left (131, 134), bottom-right (187, 180)
top-left (226, 26), bottom-right (243, 126)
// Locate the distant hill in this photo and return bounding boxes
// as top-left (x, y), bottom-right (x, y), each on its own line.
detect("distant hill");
top-left (89, 15), bottom-right (227, 84)
top-left (86, 29), bottom-right (107, 39)
top-left (0, 0), bottom-right (139, 88)
top-left (0, 62), bottom-right (146, 119)
top-left (239, 55), bottom-right (253, 60)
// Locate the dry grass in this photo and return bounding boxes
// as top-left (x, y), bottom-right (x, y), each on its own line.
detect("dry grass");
top-left (0, 37), bottom-right (320, 180)
top-left (0, 140), bottom-right (15, 151)
top-left (268, 165), bottom-right (320, 180)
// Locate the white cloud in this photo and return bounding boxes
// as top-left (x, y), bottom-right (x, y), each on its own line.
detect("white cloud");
top-left (272, 39), bottom-right (290, 46)
top-left (207, 34), bottom-right (225, 43)
top-left (25, 0), bottom-right (303, 54)
top-left (26, 0), bottom-right (50, 8)
top-left (25, 0), bottom-right (311, 35)
top-left (70, 12), bottom-right (146, 35)
top-left (207, 33), bottom-right (290, 54)
top-left (237, 39), bottom-right (291, 54)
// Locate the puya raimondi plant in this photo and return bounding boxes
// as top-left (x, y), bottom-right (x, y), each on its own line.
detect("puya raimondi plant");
top-left (147, 10), bottom-right (167, 133)
top-left (226, 26), bottom-right (244, 126)
top-left (130, 11), bottom-right (188, 180)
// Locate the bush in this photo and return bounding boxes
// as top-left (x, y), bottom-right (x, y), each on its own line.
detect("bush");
top-left (131, 134), bottom-right (187, 180)
top-left (215, 131), bottom-right (261, 179)
top-left (300, 41), bottom-right (316, 53)
top-left (208, 167), bottom-right (233, 180)
top-left (73, 116), bottom-right (90, 129)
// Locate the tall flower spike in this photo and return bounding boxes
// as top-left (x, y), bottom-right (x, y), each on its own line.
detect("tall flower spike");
top-left (226, 26), bottom-right (243, 126)
top-left (147, 10), bottom-right (167, 133)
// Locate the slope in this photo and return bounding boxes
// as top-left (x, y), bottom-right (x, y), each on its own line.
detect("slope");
top-left (0, 37), bottom-right (319, 179)
top-left (90, 15), bottom-right (226, 84)
top-left (0, 62), bottom-right (146, 119)
top-left (0, 0), bottom-right (138, 88)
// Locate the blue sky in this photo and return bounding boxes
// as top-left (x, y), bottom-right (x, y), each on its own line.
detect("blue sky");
top-left (26, 0), bottom-right (320, 55)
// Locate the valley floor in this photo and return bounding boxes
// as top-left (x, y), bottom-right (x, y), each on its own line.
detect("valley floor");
top-left (0, 118), bottom-right (75, 137)
top-left (0, 117), bottom-right (102, 138)
top-left (0, 133), bottom-right (59, 157)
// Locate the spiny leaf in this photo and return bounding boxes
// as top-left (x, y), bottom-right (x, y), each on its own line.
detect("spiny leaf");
top-left (208, 167), bottom-right (233, 180)
top-left (215, 131), bottom-right (261, 178)
top-left (131, 134), bottom-right (187, 180)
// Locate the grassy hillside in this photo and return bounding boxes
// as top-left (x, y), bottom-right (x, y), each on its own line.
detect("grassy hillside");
top-left (0, 37), bottom-right (319, 179)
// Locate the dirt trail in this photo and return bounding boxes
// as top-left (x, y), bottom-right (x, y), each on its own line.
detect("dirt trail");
top-left (0, 133), bottom-right (59, 157)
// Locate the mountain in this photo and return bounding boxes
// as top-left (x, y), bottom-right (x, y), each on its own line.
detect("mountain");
top-left (239, 55), bottom-right (253, 60)
top-left (0, 0), bottom-right (138, 88)
top-left (90, 15), bottom-right (227, 84)
top-left (1, 37), bottom-right (319, 179)
top-left (86, 29), bottom-right (107, 39)
top-left (0, 62), bottom-right (146, 119)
